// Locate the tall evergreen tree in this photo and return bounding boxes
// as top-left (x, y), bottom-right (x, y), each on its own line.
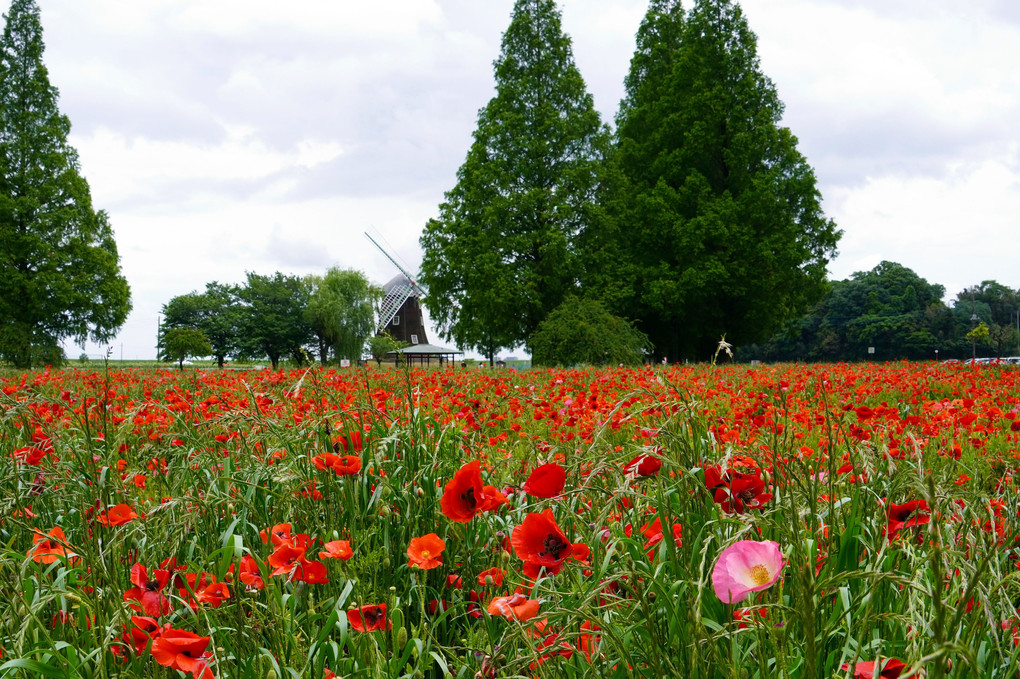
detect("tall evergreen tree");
top-left (419, 0), bottom-right (611, 364)
top-left (600, 0), bottom-right (839, 361)
top-left (0, 0), bottom-right (131, 367)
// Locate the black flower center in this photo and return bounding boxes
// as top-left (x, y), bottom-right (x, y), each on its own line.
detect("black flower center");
top-left (542, 534), bottom-right (568, 559)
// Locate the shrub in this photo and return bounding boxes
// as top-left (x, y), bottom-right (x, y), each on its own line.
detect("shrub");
top-left (530, 297), bottom-right (650, 367)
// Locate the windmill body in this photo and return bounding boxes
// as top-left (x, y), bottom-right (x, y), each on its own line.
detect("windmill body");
top-left (366, 232), bottom-right (463, 366)
top-left (367, 232), bottom-right (428, 345)
top-left (380, 274), bottom-right (428, 346)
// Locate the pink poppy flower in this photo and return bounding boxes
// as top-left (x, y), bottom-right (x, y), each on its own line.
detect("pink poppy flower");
top-left (712, 540), bottom-right (785, 604)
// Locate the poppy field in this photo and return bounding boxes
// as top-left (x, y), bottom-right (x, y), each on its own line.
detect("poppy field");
top-left (3, 361), bottom-right (1020, 678)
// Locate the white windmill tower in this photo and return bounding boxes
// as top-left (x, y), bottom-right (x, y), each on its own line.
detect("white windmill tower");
top-left (365, 232), bottom-right (429, 346)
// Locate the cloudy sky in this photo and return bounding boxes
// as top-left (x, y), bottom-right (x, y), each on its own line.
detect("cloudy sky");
top-left (7, 0), bottom-right (1017, 360)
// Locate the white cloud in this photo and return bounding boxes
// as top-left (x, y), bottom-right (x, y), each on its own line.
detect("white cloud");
top-left (1, 0), bottom-right (1011, 360)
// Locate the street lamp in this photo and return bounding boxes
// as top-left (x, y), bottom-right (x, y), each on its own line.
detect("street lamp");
top-left (970, 312), bottom-right (980, 362)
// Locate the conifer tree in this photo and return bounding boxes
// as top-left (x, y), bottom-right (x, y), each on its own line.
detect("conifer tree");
top-left (0, 0), bottom-right (131, 367)
top-left (601, 0), bottom-right (840, 361)
top-left (420, 0), bottom-right (610, 364)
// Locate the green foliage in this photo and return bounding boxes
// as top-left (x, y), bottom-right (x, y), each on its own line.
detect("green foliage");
top-left (236, 271), bottom-right (313, 369)
top-left (368, 332), bottom-right (404, 366)
top-left (743, 266), bottom-right (1020, 362)
top-left (592, 0), bottom-right (839, 361)
top-left (954, 281), bottom-right (1020, 358)
top-left (162, 282), bottom-right (242, 368)
top-left (160, 326), bottom-right (212, 369)
top-left (966, 321), bottom-right (990, 345)
top-left (304, 267), bottom-right (381, 364)
top-left (0, 0), bottom-right (131, 368)
top-left (3, 364), bottom-right (1020, 677)
top-left (420, 0), bottom-right (611, 364)
top-left (530, 297), bottom-right (650, 367)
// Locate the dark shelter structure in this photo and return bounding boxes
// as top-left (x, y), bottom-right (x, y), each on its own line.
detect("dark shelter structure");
top-left (389, 342), bottom-right (463, 367)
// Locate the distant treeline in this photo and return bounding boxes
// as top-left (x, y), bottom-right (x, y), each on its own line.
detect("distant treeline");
top-left (739, 261), bottom-right (1020, 362)
top-left (160, 268), bottom-right (381, 370)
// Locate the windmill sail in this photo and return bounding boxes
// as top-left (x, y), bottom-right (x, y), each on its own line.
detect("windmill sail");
top-left (377, 279), bottom-right (413, 332)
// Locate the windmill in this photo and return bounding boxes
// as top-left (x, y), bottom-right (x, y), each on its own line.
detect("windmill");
top-left (365, 232), bottom-right (428, 346)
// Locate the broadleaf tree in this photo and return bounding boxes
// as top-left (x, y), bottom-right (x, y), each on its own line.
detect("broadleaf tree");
top-left (420, 0), bottom-right (611, 365)
top-left (0, 0), bottom-right (131, 367)
top-left (160, 327), bottom-right (211, 370)
top-left (236, 272), bottom-right (312, 369)
top-left (591, 0), bottom-right (840, 361)
top-left (303, 267), bottom-right (381, 364)
top-left (161, 282), bottom-right (241, 368)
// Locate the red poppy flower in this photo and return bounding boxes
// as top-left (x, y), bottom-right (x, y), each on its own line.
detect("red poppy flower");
top-left (12, 446), bottom-right (46, 465)
top-left (333, 429), bottom-right (363, 453)
top-left (333, 455), bottom-right (362, 476)
top-left (260, 523), bottom-right (292, 546)
top-left (511, 509), bottom-right (589, 575)
top-left (623, 453), bottom-right (662, 478)
top-left (124, 563), bottom-right (172, 616)
top-left (291, 558), bottom-right (329, 584)
top-left (841, 658), bottom-right (916, 678)
top-left (487, 593), bottom-right (540, 621)
top-left (97, 503), bottom-right (138, 527)
top-left (194, 580), bottom-right (231, 608)
top-left (319, 540), bottom-right (353, 560)
top-left (478, 567), bottom-right (505, 587)
top-left (523, 463), bottom-right (565, 498)
top-left (312, 452), bottom-right (362, 476)
top-left (234, 555), bottom-right (264, 590)
top-left (714, 472), bottom-right (772, 513)
top-left (577, 620), bottom-right (600, 661)
top-left (268, 533), bottom-right (311, 575)
top-left (478, 485), bottom-right (509, 512)
top-left (347, 604), bottom-right (390, 632)
top-left (625, 515), bottom-right (683, 560)
top-left (441, 460), bottom-right (485, 522)
top-left (28, 526), bottom-right (78, 565)
top-left (117, 615), bottom-right (166, 657)
top-left (150, 627), bottom-right (214, 679)
top-left (885, 500), bottom-right (930, 541)
top-left (408, 533), bottom-right (445, 570)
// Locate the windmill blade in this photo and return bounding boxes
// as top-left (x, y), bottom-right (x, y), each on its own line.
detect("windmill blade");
top-left (365, 232), bottom-right (419, 287)
top-left (377, 281), bottom-right (413, 332)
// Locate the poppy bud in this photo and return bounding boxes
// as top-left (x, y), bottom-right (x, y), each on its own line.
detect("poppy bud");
top-left (382, 557), bottom-right (391, 570)
top-left (416, 486), bottom-right (425, 498)
top-left (484, 575), bottom-right (494, 586)
top-left (395, 626), bottom-right (407, 650)
top-left (379, 505), bottom-right (391, 518)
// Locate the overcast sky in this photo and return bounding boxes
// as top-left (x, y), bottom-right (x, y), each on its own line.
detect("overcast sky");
top-left (6, 0), bottom-right (1018, 360)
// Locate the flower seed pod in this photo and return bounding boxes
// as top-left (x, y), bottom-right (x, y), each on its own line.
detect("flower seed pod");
top-left (395, 625), bottom-right (408, 651)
